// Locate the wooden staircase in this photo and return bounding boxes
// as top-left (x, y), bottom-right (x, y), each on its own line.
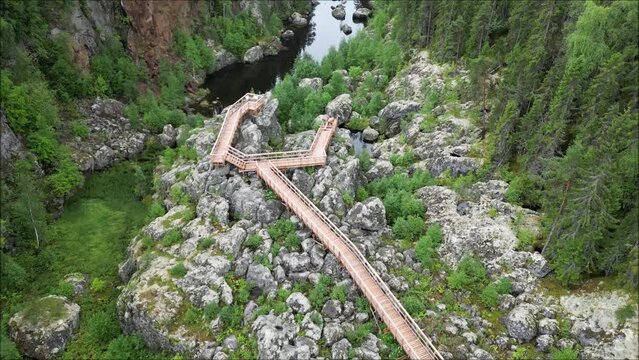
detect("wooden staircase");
top-left (209, 93), bottom-right (443, 360)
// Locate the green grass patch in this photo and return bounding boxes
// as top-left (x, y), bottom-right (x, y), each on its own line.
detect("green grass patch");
top-left (9, 162), bottom-right (153, 358)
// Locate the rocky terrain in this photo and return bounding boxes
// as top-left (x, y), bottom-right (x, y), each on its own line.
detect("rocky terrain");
top-left (110, 50), bottom-right (639, 359)
top-left (68, 98), bottom-right (151, 172)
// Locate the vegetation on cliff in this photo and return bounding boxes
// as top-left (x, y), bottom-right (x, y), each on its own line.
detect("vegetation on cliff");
top-left (382, 0), bottom-right (638, 287)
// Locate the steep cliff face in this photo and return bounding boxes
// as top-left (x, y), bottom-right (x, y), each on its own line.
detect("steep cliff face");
top-left (67, 0), bottom-right (118, 71)
top-left (121, 0), bottom-right (202, 75)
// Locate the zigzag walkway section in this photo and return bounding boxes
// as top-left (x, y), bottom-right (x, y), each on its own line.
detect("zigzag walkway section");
top-left (210, 94), bottom-right (443, 360)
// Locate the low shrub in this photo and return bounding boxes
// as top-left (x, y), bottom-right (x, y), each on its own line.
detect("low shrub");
top-left (308, 275), bottom-right (332, 308)
top-left (244, 234), bottom-right (264, 249)
top-left (447, 256), bottom-right (487, 290)
top-left (415, 224), bottom-right (443, 268)
top-left (146, 202), bottom-right (166, 221)
top-left (401, 295), bottom-right (426, 316)
top-left (392, 215), bottom-right (425, 240)
top-left (162, 229), bottom-right (183, 247)
top-left (480, 278), bottom-right (512, 307)
top-left (549, 347), bottom-right (579, 360)
top-left (91, 278), bottom-right (106, 293)
top-left (331, 285), bottom-right (348, 302)
top-left (197, 237), bottom-right (214, 250)
top-left (268, 219), bottom-right (296, 241)
top-left (169, 262), bottom-right (188, 278)
top-left (389, 150), bottom-right (415, 167)
top-left (183, 307), bottom-right (202, 325)
top-left (615, 304), bottom-right (637, 324)
top-left (342, 192), bottom-right (355, 207)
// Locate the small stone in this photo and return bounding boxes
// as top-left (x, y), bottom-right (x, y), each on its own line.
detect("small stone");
top-left (332, 6), bottom-right (346, 20)
top-left (538, 318), bottom-right (559, 335)
top-left (362, 127), bottom-right (379, 142)
top-left (536, 334), bottom-right (554, 352)
top-left (63, 273), bottom-right (88, 296)
top-left (322, 300), bottom-right (342, 319)
top-left (462, 331), bottom-right (478, 344)
top-left (286, 292), bottom-right (311, 314)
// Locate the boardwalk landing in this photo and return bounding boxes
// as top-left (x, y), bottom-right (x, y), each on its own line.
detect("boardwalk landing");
top-left (210, 94), bottom-right (443, 360)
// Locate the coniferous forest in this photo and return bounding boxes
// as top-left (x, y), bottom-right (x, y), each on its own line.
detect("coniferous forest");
top-left (385, 0), bottom-right (638, 287)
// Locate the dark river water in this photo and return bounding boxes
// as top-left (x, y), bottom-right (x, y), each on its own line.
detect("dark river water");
top-left (199, 0), bottom-right (365, 110)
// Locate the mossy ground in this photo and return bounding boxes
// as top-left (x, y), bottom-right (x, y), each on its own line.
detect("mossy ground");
top-left (6, 162), bottom-right (154, 358)
top-left (20, 296), bottom-right (69, 325)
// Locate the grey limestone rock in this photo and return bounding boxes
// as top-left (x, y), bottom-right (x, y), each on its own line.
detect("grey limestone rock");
top-left (505, 304), bottom-right (538, 342)
top-left (286, 292), bottom-right (311, 314)
top-left (345, 197), bottom-right (386, 232)
top-left (9, 296), bottom-right (80, 360)
top-left (325, 94), bottom-right (353, 126)
top-left (243, 45), bottom-right (264, 63)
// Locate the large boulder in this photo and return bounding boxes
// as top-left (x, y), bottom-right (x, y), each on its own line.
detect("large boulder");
top-left (261, 37), bottom-right (282, 56)
top-left (246, 263), bottom-right (276, 293)
top-left (299, 77), bottom-right (323, 91)
top-left (332, 5), bottom-right (346, 20)
top-left (353, 8), bottom-right (372, 21)
top-left (243, 45), bottom-right (264, 63)
top-left (252, 314), bottom-right (299, 359)
top-left (332, 338), bottom-right (352, 360)
top-left (345, 197), bottom-right (386, 231)
top-left (340, 24), bottom-right (352, 35)
top-left (325, 94), bottom-right (353, 126)
top-left (505, 304), bottom-right (538, 342)
top-left (286, 292), bottom-right (311, 314)
top-left (280, 252), bottom-right (311, 273)
top-left (290, 12), bottom-right (308, 28)
top-left (215, 227), bottom-right (247, 256)
top-left (362, 127), bottom-right (379, 142)
top-left (281, 29), bottom-right (295, 41)
top-left (0, 110), bottom-right (26, 174)
top-left (376, 100), bottom-right (420, 136)
top-left (9, 296), bottom-right (80, 360)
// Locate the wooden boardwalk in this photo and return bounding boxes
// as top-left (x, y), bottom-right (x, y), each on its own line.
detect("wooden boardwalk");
top-left (210, 94), bottom-right (443, 360)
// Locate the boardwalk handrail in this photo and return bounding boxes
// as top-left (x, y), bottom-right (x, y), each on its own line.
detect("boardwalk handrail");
top-left (264, 162), bottom-right (442, 360)
top-left (210, 93), bottom-right (265, 162)
top-left (209, 92), bottom-right (442, 360)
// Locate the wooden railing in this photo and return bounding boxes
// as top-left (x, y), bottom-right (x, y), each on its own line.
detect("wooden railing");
top-left (208, 93), bottom-right (443, 360)
top-left (259, 163), bottom-right (442, 360)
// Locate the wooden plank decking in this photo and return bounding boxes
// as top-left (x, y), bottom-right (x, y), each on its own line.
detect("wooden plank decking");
top-left (209, 93), bottom-right (443, 360)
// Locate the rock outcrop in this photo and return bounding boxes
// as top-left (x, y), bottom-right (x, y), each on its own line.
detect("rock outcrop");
top-left (290, 12), bottom-right (308, 28)
top-left (243, 45), bottom-right (264, 63)
top-left (9, 296), bottom-right (80, 360)
top-left (325, 94), bottom-right (353, 126)
top-left (70, 98), bottom-right (147, 172)
top-left (353, 7), bottom-right (372, 21)
top-left (376, 100), bottom-right (420, 137)
top-left (0, 110), bottom-right (26, 175)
